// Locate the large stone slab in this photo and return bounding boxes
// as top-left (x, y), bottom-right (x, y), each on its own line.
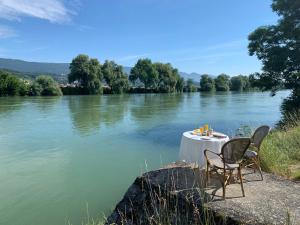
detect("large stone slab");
top-left (205, 170), bottom-right (300, 225)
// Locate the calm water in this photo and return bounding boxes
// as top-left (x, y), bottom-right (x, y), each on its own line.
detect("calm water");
top-left (0, 91), bottom-right (289, 225)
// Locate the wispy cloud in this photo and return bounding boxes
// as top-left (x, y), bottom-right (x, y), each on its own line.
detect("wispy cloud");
top-left (0, 25), bottom-right (16, 38)
top-left (0, 0), bottom-right (79, 23)
top-left (77, 24), bottom-right (94, 32)
top-left (117, 53), bottom-right (150, 62)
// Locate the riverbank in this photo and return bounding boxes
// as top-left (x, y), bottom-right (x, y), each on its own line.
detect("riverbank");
top-left (104, 162), bottom-right (299, 225)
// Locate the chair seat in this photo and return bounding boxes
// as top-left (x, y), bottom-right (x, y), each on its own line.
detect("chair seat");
top-left (245, 150), bottom-right (258, 158)
top-left (209, 157), bottom-right (240, 170)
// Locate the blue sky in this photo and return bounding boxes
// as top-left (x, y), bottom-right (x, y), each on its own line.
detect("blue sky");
top-left (0, 0), bottom-right (278, 75)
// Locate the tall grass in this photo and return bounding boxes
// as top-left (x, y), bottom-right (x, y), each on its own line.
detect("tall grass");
top-left (260, 121), bottom-right (300, 180)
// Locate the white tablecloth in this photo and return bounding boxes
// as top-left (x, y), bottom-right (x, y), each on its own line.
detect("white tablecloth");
top-left (179, 131), bottom-right (229, 168)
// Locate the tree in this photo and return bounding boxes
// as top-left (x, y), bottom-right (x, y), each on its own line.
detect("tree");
top-left (248, 0), bottom-right (300, 125)
top-left (129, 59), bottom-right (158, 89)
top-left (29, 75), bottom-right (62, 96)
top-left (230, 75), bottom-right (250, 91)
top-left (153, 63), bottom-right (178, 93)
top-left (185, 79), bottom-right (197, 92)
top-left (0, 71), bottom-right (18, 96)
top-left (0, 71), bottom-right (28, 96)
top-left (176, 76), bottom-right (185, 93)
top-left (102, 60), bottom-right (129, 94)
top-left (214, 74), bottom-right (230, 91)
top-left (68, 54), bottom-right (102, 94)
top-left (200, 74), bottom-right (215, 91)
top-left (18, 80), bottom-right (30, 96)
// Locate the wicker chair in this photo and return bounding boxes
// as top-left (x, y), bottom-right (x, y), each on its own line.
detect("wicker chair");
top-left (244, 125), bottom-right (271, 180)
top-left (204, 138), bottom-right (251, 199)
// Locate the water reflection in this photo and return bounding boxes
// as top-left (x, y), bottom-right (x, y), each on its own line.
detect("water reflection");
top-left (68, 96), bottom-right (102, 134)
top-left (130, 94), bottom-right (184, 123)
top-left (67, 95), bottom-right (130, 134)
top-left (31, 97), bottom-right (61, 113)
top-left (0, 97), bottom-right (24, 117)
top-left (100, 94), bottom-right (130, 125)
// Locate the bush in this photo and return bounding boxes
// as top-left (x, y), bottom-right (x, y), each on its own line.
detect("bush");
top-left (30, 76), bottom-right (62, 96)
top-left (278, 90), bottom-right (300, 128)
top-left (260, 124), bottom-right (300, 180)
top-left (0, 71), bottom-right (29, 96)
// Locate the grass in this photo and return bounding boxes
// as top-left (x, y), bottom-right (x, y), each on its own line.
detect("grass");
top-left (260, 123), bottom-right (300, 180)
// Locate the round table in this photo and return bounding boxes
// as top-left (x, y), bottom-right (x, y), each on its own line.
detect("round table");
top-left (179, 131), bottom-right (229, 168)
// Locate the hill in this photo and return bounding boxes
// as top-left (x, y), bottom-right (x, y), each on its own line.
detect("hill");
top-left (0, 58), bottom-right (69, 75)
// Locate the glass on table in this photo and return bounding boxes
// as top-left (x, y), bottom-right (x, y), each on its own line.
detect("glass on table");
top-left (204, 124), bottom-right (209, 132)
top-left (199, 127), bottom-right (204, 136)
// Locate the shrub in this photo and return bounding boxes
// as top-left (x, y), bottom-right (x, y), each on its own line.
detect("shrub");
top-left (260, 124), bottom-right (300, 180)
top-left (30, 76), bottom-right (62, 96)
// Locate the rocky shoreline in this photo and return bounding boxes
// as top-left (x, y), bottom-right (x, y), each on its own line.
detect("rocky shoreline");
top-left (106, 161), bottom-right (299, 225)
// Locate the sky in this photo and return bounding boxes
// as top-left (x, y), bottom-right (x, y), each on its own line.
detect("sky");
top-left (0, 0), bottom-right (279, 75)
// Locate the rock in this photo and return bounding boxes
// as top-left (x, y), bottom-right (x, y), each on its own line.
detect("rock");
top-left (106, 161), bottom-right (300, 225)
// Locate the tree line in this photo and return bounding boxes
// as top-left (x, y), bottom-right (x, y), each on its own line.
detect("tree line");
top-left (68, 55), bottom-right (184, 94)
top-left (199, 73), bottom-right (264, 92)
top-left (0, 55), bottom-right (267, 97)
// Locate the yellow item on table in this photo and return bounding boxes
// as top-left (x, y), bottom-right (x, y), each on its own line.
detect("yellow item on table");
top-left (204, 124), bottom-right (209, 131)
top-left (199, 127), bottom-right (204, 135)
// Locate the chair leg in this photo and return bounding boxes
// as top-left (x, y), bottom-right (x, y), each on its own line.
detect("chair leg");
top-left (256, 156), bottom-right (263, 180)
top-left (222, 169), bottom-right (226, 199)
top-left (238, 165), bottom-right (245, 197)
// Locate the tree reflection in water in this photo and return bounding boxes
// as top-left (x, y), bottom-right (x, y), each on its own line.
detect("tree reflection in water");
top-left (67, 95), bottom-right (130, 135)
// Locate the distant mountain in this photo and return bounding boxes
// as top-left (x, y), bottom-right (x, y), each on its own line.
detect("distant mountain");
top-left (0, 58), bottom-right (204, 83)
top-left (179, 72), bottom-right (201, 82)
top-left (0, 58), bottom-right (69, 75)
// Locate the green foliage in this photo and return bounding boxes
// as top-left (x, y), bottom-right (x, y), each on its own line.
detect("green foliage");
top-left (176, 76), bottom-right (185, 93)
top-left (0, 70), bottom-right (29, 96)
top-left (129, 59), bottom-right (184, 93)
top-left (102, 60), bottom-right (129, 94)
top-left (214, 74), bottom-right (230, 91)
top-left (69, 54), bottom-right (103, 94)
top-left (29, 76), bottom-right (62, 96)
top-left (260, 123), bottom-right (300, 180)
top-left (185, 79), bottom-right (197, 92)
top-left (18, 81), bottom-right (30, 96)
top-left (129, 59), bottom-right (159, 89)
top-left (248, 0), bottom-right (300, 122)
top-left (278, 93), bottom-right (300, 129)
top-left (230, 75), bottom-right (250, 91)
top-left (200, 74), bottom-right (215, 91)
top-left (154, 63), bottom-right (178, 93)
